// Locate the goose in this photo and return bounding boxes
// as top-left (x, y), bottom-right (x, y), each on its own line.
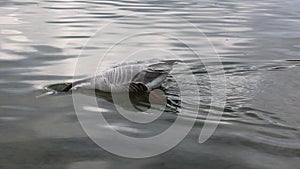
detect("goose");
top-left (36, 59), bottom-right (178, 98)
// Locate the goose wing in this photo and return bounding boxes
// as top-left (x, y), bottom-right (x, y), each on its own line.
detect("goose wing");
top-left (129, 60), bottom-right (178, 92)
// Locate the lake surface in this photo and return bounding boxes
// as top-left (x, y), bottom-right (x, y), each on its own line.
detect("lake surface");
top-left (1, 0), bottom-right (300, 168)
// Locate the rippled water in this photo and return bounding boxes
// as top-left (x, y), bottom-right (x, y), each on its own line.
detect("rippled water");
top-left (1, 0), bottom-right (300, 168)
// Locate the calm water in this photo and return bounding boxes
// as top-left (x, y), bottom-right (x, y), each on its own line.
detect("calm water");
top-left (1, 0), bottom-right (300, 168)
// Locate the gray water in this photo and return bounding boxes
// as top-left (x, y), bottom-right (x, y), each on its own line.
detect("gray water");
top-left (1, 0), bottom-right (300, 168)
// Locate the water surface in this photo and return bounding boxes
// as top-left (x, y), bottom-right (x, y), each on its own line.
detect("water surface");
top-left (1, 0), bottom-right (300, 168)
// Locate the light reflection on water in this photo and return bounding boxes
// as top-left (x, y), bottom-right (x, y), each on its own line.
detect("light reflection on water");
top-left (0, 0), bottom-right (300, 168)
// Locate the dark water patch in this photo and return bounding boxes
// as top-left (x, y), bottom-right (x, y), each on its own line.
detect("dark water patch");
top-left (211, 134), bottom-right (300, 157)
top-left (0, 137), bottom-right (106, 166)
top-left (32, 45), bottom-right (62, 53)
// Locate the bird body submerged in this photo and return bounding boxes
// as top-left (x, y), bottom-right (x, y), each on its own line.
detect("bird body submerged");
top-left (62, 59), bottom-right (178, 93)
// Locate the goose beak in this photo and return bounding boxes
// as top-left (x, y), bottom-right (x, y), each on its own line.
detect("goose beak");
top-left (35, 91), bottom-right (56, 99)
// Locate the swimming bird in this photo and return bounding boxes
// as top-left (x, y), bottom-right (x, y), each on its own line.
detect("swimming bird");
top-left (39, 59), bottom-right (178, 96)
top-left (62, 59), bottom-right (177, 93)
